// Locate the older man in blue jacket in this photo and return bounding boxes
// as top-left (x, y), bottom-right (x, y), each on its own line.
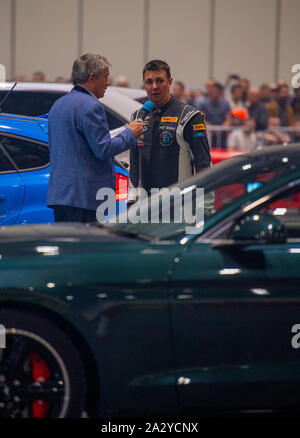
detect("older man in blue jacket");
top-left (47, 53), bottom-right (144, 222)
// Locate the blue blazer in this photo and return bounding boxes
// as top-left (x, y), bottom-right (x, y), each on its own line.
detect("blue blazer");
top-left (47, 85), bottom-right (136, 211)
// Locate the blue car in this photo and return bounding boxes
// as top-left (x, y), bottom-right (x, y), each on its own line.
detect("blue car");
top-left (0, 113), bottom-right (129, 225)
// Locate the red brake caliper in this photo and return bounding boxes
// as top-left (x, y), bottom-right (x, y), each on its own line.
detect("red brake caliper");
top-left (30, 352), bottom-right (51, 418)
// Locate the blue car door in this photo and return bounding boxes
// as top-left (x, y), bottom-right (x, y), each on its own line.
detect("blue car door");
top-left (0, 146), bottom-right (24, 225)
top-left (1, 134), bottom-right (53, 224)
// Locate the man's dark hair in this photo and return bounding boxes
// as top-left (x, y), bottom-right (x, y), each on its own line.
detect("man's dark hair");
top-left (143, 60), bottom-right (171, 79)
top-left (213, 82), bottom-right (224, 92)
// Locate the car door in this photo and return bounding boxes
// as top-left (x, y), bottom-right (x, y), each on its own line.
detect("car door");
top-left (170, 181), bottom-right (300, 413)
top-left (0, 139), bottom-right (24, 225)
top-left (1, 134), bottom-right (53, 224)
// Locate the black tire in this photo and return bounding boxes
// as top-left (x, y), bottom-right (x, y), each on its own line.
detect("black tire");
top-left (0, 308), bottom-right (87, 418)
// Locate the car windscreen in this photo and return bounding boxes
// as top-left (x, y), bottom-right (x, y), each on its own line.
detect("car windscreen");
top-left (105, 108), bottom-right (126, 130)
top-left (0, 90), bottom-right (126, 130)
top-left (105, 148), bottom-right (300, 240)
top-left (0, 91), bottom-right (65, 117)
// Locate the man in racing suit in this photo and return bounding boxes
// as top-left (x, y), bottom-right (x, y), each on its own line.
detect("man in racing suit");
top-left (129, 60), bottom-right (211, 199)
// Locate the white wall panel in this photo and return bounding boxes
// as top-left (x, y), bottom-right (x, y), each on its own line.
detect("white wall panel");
top-left (83, 0), bottom-right (144, 88)
top-left (0, 0), bottom-right (299, 90)
top-left (148, 0), bottom-right (210, 89)
top-left (15, 0), bottom-right (78, 81)
top-left (0, 0), bottom-right (12, 80)
top-left (279, 0), bottom-right (300, 87)
top-left (214, 0), bottom-right (276, 86)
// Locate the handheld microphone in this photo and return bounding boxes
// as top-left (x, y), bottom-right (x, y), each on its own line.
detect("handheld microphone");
top-left (137, 100), bottom-right (154, 122)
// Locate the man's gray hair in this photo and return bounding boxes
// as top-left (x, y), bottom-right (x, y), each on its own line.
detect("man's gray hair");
top-left (71, 53), bottom-right (111, 85)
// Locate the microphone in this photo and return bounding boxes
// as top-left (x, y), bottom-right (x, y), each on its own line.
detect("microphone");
top-left (137, 100), bottom-right (154, 122)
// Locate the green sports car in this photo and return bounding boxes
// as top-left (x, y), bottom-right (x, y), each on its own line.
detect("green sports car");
top-left (0, 144), bottom-right (300, 418)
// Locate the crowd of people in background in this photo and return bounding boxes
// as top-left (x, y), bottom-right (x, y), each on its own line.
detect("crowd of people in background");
top-left (13, 71), bottom-right (133, 87)
top-left (12, 70), bottom-right (300, 150)
top-left (172, 74), bottom-right (300, 150)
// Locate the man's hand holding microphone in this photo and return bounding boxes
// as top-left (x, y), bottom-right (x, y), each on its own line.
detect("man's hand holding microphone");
top-left (127, 119), bottom-right (145, 139)
top-left (126, 100), bottom-right (154, 142)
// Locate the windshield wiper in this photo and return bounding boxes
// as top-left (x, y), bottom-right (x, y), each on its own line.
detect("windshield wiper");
top-left (0, 82), bottom-right (17, 112)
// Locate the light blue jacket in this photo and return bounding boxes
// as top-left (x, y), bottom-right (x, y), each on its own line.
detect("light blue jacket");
top-left (47, 85), bottom-right (136, 210)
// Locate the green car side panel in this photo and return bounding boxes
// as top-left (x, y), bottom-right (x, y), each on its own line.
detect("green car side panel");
top-left (0, 237), bottom-right (182, 415)
top-left (171, 237), bottom-right (300, 412)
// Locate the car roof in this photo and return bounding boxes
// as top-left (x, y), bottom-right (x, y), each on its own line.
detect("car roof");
top-left (0, 82), bottom-right (142, 121)
top-left (112, 86), bottom-right (147, 100)
top-left (0, 113), bottom-right (47, 141)
top-left (177, 143), bottom-right (300, 191)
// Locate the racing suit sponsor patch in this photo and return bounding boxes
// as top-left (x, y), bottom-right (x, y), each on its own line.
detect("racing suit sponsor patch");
top-left (159, 131), bottom-right (174, 146)
top-left (194, 132), bottom-right (207, 138)
top-left (161, 117), bottom-right (178, 123)
top-left (193, 123), bottom-right (205, 131)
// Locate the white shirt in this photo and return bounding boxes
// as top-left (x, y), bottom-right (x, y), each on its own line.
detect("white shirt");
top-left (227, 129), bottom-right (257, 151)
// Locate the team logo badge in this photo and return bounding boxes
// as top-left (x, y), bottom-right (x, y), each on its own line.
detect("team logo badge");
top-left (194, 132), bottom-right (207, 138)
top-left (159, 131), bottom-right (173, 146)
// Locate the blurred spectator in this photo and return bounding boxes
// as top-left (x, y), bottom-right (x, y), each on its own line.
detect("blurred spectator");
top-left (225, 73), bottom-right (240, 86)
top-left (172, 81), bottom-right (187, 103)
top-left (194, 77), bottom-right (215, 107)
top-left (227, 118), bottom-right (257, 152)
top-left (228, 107), bottom-right (249, 127)
top-left (267, 84), bottom-right (295, 126)
top-left (195, 82), bottom-right (230, 123)
top-left (224, 73), bottom-right (240, 101)
top-left (277, 80), bottom-right (293, 103)
top-left (293, 122), bottom-right (300, 142)
top-left (292, 97), bottom-right (300, 122)
top-left (228, 84), bottom-right (244, 109)
top-left (277, 79), bottom-right (289, 87)
top-left (260, 84), bottom-right (271, 104)
top-left (193, 89), bottom-right (202, 100)
top-left (195, 82), bottom-right (230, 148)
top-left (257, 117), bottom-right (290, 146)
top-left (239, 78), bottom-right (250, 104)
top-left (55, 76), bottom-right (70, 83)
top-left (14, 74), bottom-right (29, 82)
top-left (32, 71), bottom-right (45, 81)
top-left (185, 88), bottom-right (200, 105)
top-left (247, 87), bottom-right (269, 131)
top-left (269, 83), bottom-right (279, 101)
top-left (115, 75), bottom-right (130, 87)
top-left (293, 87), bottom-right (300, 98)
top-left (291, 97), bottom-right (300, 141)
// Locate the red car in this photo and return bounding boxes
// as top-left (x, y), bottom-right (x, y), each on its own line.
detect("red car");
top-left (210, 147), bottom-right (300, 211)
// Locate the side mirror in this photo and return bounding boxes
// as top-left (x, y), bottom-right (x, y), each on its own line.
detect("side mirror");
top-left (232, 211), bottom-right (287, 243)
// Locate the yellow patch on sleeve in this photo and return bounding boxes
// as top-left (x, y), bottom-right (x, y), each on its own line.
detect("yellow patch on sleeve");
top-left (193, 124), bottom-right (205, 131)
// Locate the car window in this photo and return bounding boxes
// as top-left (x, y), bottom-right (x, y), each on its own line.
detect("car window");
top-left (105, 108), bottom-right (126, 130)
top-left (257, 185), bottom-right (300, 239)
top-left (0, 147), bottom-right (16, 172)
top-left (0, 91), bottom-right (65, 116)
top-left (0, 90), bottom-right (126, 130)
top-left (0, 135), bottom-right (49, 170)
top-left (106, 155), bottom-right (299, 240)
